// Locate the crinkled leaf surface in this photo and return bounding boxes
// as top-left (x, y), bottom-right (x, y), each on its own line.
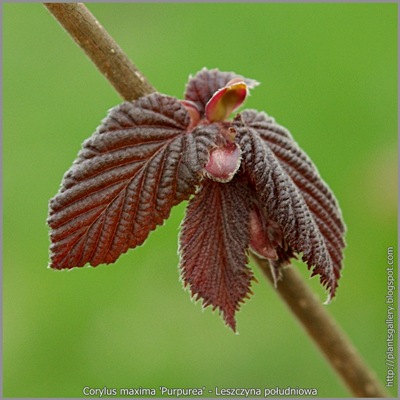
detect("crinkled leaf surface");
top-left (179, 177), bottom-right (254, 331)
top-left (234, 111), bottom-right (346, 299)
top-left (185, 68), bottom-right (258, 116)
top-left (48, 93), bottom-right (216, 269)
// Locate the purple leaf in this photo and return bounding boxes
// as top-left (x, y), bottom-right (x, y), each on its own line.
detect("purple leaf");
top-left (234, 111), bottom-right (346, 300)
top-left (239, 111), bottom-right (345, 278)
top-left (179, 177), bottom-right (254, 331)
top-left (48, 93), bottom-right (216, 269)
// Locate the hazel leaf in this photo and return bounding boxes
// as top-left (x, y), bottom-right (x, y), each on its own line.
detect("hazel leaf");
top-left (234, 111), bottom-right (346, 300)
top-left (47, 93), bottom-right (216, 270)
top-left (179, 177), bottom-right (254, 331)
top-left (238, 111), bottom-right (346, 282)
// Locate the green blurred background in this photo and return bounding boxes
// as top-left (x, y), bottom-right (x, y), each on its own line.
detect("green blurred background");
top-left (3, 2), bottom-right (397, 398)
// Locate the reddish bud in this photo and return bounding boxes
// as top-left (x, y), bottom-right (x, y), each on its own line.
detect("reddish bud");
top-left (249, 208), bottom-right (280, 260)
top-left (205, 142), bottom-right (241, 182)
top-left (205, 81), bottom-right (248, 122)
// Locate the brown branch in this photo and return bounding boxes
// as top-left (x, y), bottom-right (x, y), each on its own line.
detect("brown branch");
top-left (43, 3), bottom-right (390, 398)
top-left (44, 2), bottom-right (156, 101)
top-left (255, 256), bottom-right (389, 397)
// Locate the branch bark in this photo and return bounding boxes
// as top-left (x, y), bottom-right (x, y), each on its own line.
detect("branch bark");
top-left (43, 3), bottom-right (390, 398)
top-left (44, 2), bottom-right (155, 101)
top-left (256, 257), bottom-right (389, 397)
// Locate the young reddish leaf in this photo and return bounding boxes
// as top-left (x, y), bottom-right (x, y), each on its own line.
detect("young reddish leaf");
top-left (48, 93), bottom-right (217, 270)
top-left (238, 111), bottom-right (345, 281)
top-left (184, 68), bottom-right (258, 116)
top-left (205, 81), bottom-right (248, 122)
top-left (234, 111), bottom-right (346, 300)
top-left (179, 177), bottom-right (254, 331)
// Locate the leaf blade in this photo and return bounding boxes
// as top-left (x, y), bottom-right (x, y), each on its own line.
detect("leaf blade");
top-left (179, 177), bottom-right (254, 331)
top-left (48, 93), bottom-right (216, 269)
top-left (235, 111), bottom-right (346, 298)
